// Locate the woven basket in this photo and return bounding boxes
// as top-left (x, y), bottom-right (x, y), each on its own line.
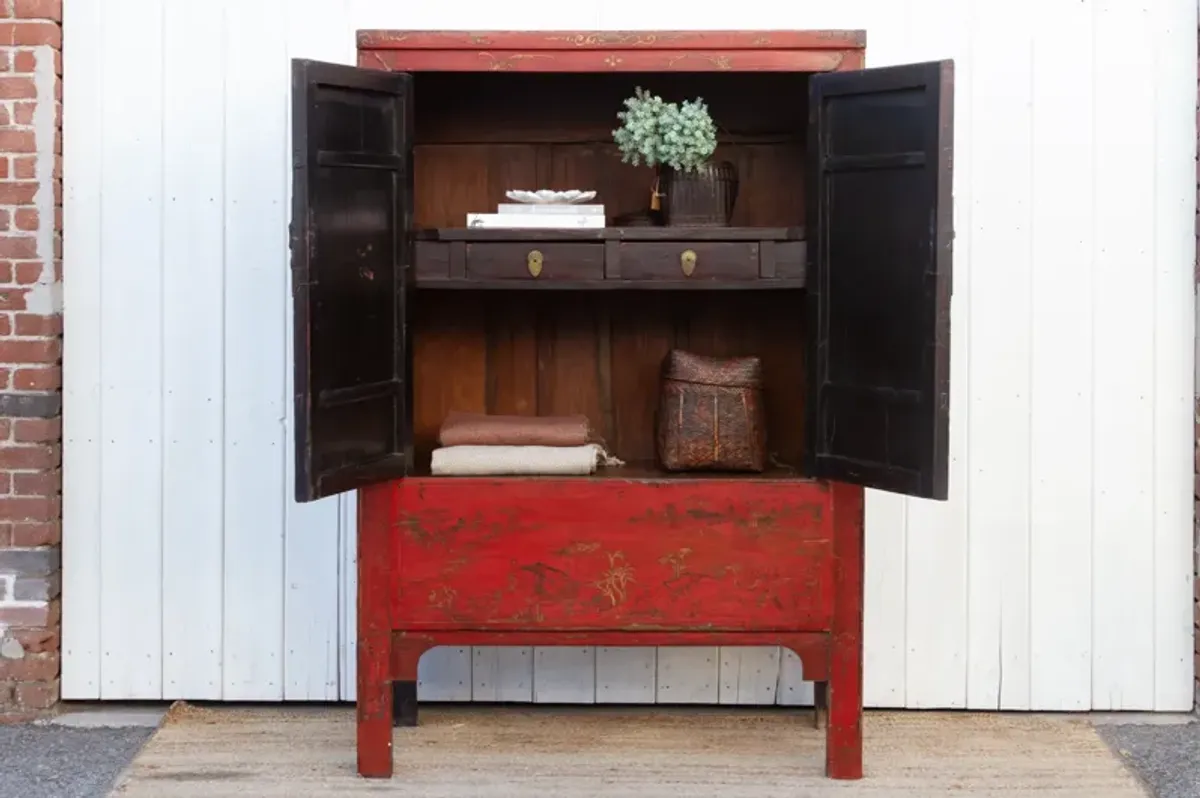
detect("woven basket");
top-left (655, 349), bottom-right (766, 472)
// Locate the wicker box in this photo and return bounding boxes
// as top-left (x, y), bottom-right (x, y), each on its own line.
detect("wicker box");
top-left (655, 349), bottom-right (767, 472)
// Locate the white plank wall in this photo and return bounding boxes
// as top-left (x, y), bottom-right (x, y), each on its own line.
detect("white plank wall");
top-left (61, 0), bottom-right (1197, 710)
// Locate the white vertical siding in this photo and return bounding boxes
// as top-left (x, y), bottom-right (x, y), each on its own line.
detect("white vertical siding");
top-left (160, 0), bottom-right (226, 700)
top-left (1027, 0), bottom-right (1097, 712)
top-left (59, 0), bottom-right (101, 700)
top-left (964, 0), bottom-right (1033, 712)
top-left (62, 0), bottom-right (1197, 710)
top-left (1092, 0), bottom-right (1159, 710)
top-left (219, 0), bottom-right (288, 701)
top-left (95, 0), bottom-right (165, 700)
top-left (1151, 2), bottom-right (1197, 712)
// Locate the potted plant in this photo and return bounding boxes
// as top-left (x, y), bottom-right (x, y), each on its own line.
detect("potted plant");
top-left (612, 87), bottom-right (738, 227)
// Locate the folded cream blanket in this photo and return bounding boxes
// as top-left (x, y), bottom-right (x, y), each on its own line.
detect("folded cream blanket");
top-left (430, 443), bottom-right (624, 476)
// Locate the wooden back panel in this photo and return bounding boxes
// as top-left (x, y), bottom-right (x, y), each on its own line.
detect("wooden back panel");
top-left (409, 71), bottom-right (809, 471)
top-left (412, 290), bottom-right (806, 470)
top-left (412, 71), bottom-right (807, 229)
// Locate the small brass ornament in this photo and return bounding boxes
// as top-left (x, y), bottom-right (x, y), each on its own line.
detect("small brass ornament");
top-left (680, 249), bottom-right (697, 277)
top-left (527, 249), bottom-right (544, 278)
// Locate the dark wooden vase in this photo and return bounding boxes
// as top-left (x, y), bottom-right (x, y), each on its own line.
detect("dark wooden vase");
top-left (659, 161), bottom-right (739, 227)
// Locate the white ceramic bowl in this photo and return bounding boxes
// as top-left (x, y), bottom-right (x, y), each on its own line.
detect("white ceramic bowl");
top-left (504, 189), bottom-right (598, 205)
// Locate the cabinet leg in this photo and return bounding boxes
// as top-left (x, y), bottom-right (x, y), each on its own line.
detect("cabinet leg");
top-left (357, 632), bottom-right (393, 779)
top-left (393, 680), bottom-right (419, 727)
top-left (825, 482), bottom-right (864, 780)
top-left (824, 674), bottom-right (861, 779)
top-left (813, 681), bottom-right (829, 730)
top-left (357, 482), bottom-right (396, 779)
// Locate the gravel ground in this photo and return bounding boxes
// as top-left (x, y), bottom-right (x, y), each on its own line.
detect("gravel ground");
top-left (1098, 721), bottom-right (1200, 798)
top-left (0, 725), bottom-right (154, 798)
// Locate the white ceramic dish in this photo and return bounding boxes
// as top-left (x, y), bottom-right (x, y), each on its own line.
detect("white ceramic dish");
top-left (504, 189), bottom-right (598, 205)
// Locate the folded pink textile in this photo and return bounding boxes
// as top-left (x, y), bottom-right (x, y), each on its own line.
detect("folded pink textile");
top-left (437, 411), bottom-right (593, 448)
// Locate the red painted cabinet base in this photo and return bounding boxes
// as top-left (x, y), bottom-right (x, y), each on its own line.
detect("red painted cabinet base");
top-left (356, 476), bottom-right (866, 780)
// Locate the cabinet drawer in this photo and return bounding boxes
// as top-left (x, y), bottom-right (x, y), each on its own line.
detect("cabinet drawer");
top-left (466, 243), bottom-right (604, 281)
top-left (615, 242), bottom-right (760, 281)
top-left (414, 241), bottom-right (449, 280)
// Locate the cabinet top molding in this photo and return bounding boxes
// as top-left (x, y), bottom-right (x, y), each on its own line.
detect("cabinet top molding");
top-left (357, 30), bottom-right (867, 51)
top-left (356, 30), bottom-right (866, 73)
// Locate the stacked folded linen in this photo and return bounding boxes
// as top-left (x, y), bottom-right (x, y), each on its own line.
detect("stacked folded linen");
top-left (431, 443), bottom-right (623, 476)
top-left (431, 412), bottom-right (623, 476)
top-left (438, 411), bottom-right (592, 447)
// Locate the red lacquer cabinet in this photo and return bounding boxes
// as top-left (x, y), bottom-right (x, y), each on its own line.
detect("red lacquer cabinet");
top-left (288, 30), bottom-right (953, 781)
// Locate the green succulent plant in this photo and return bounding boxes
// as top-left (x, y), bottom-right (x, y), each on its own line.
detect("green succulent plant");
top-left (612, 87), bottom-right (718, 173)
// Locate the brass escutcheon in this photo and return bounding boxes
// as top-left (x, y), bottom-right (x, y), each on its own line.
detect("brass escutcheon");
top-left (680, 249), bottom-right (697, 277)
top-left (527, 249), bottom-right (544, 277)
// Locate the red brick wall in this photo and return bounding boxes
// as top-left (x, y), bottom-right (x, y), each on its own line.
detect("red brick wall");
top-left (0, 0), bottom-right (61, 720)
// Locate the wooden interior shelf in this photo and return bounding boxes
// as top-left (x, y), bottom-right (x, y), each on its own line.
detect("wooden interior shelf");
top-left (415, 226), bottom-right (807, 289)
top-left (407, 461), bottom-right (813, 482)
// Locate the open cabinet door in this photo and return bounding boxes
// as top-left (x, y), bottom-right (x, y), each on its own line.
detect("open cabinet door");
top-left (290, 59), bottom-right (414, 503)
top-left (804, 61), bottom-right (954, 501)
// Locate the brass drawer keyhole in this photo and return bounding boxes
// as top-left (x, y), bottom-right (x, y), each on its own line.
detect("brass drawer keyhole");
top-left (527, 249), bottom-right (544, 277)
top-left (680, 249), bottom-right (697, 277)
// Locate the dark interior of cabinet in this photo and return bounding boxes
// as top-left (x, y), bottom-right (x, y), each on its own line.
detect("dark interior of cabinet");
top-left (410, 71), bottom-right (811, 475)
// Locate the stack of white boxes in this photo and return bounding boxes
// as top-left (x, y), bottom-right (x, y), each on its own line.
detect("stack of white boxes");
top-left (466, 202), bottom-right (605, 229)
